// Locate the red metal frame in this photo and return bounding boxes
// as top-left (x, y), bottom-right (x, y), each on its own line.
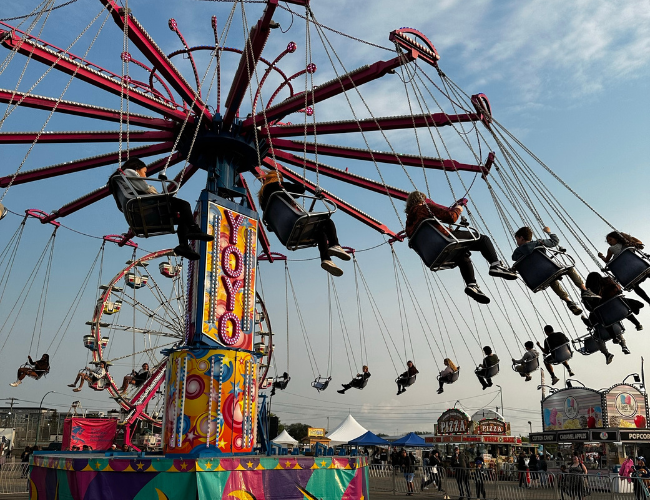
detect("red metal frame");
top-left (270, 138), bottom-right (491, 174)
top-left (223, 0), bottom-right (279, 128)
top-left (389, 28), bottom-right (440, 67)
top-left (0, 142), bottom-right (174, 187)
top-left (263, 110), bottom-right (483, 137)
top-left (99, 0), bottom-right (212, 120)
top-left (0, 90), bottom-right (177, 129)
top-left (25, 209), bottom-right (60, 227)
top-left (103, 234), bottom-right (137, 248)
top-left (242, 54), bottom-right (414, 128)
top-left (0, 130), bottom-right (174, 144)
top-left (0, 28), bottom-right (187, 121)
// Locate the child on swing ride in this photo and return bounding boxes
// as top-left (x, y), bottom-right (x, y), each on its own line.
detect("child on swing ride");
top-left (257, 170), bottom-right (350, 277)
top-left (512, 341), bottom-right (539, 382)
top-left (599, 231), bottom-right (650, 304)
top-left (9, 354), bottom-right (49, 387)
top-left (513, 226), bottom-right (599, 315)
top-left (437, 358), bottom-right (458, 394)
top-left (68, 361), bottom-right (108, 392)
top-left (404, 191), bottom-right (517, 304)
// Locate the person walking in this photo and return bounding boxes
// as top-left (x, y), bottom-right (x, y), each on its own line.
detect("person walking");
top-left (451, 447), bottom-right (470, 498)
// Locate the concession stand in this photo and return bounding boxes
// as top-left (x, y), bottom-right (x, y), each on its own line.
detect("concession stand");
top-left (425, 408), bottom-right (522, 466)
top-left (529, 381), bottom-right (650, 466)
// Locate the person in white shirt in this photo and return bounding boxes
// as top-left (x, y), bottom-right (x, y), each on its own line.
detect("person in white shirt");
top-left (68, 361), bottom-right (107, 392)
top-left (437, 358), bottom-right (459, 394)
top-left (512, 341), bottom-right (539, 381)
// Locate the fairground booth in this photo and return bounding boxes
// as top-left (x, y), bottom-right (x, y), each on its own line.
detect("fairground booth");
top-left (425, 408), bottom-right (522, 465)
top-left (530, 377), bottom-right (650, 466)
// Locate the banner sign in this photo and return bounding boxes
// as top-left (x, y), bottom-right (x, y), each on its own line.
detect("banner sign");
top-left (61, 418), bottom-right (117, 451)
top-left (437, 409), bottom-right (472, 435)
top-left (603, 384), bottom-right (648, 429)
top-left (308, 428), bottom-right (326, 438)
top-left (542, 388), bottom-right (603, 431)
top-left (477, 419), bottom-right (506, 435)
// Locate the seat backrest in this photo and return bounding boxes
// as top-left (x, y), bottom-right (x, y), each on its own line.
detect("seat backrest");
top-left (551, 343), bottom-right (573, 363)
top-left (594, 322), bottom-right (623, 342)
top-left (124, 195), bottom-right (176, 238)
top-left (448, 370), bottom-right (460, 383)
top-left (357, 378), bottom-right (368, 389)
top-left (594, 296), bottom-right (631, 327)
top-left (406, 375), bottom-right (417, 386)
top-left (607, 248), bottom-right (650, 289)
top-left (409, 220), bottom-right (455, 268)
top-left (263, 192), bottom-right (306, 246)
top-left (513, 248), bottom-right (566, 292)
top-left (523, 358), bottom-right (539, 373)
top-left (484, 363), bottom-right (499, 378)
top-left (581, 336), bottom-right (600, 354)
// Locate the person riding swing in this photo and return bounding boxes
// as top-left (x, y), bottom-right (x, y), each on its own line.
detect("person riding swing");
top-left (257, 170), bottom-right (350, 277)
top-left (109, 158), bottom-right (212, 261)
top-left (512, 226), bottom-right (599, 315)
top-left (337, 365), bottom-right (371, 394)
top-left (537, 325), bottom-right (574, 385)
top-left (10, 354), bottom-right (49, 387)
top-left (599, 231), bottom-right (650, 304)
top-left (120, 363), bottom-right (151, 394)
top-left (68, 361), bottom-right (108, 392)
top-left (396, 361), bottom-right (418, 395)
top-left (404, 191), bottom-right (517, 304)
top-left (512, 341), bottom-right (539, 381)
top-left (475, 346), bottom-right (499, 390)
top-left (437, 358), bottom-right (459, 394)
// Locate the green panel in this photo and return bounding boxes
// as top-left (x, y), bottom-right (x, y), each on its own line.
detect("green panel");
top-left (305, 469), bottom-right (355, 499)
top-left (133, 471), bottom-right (198, 500)
top-left (197, 470), bottom-right (229, 500)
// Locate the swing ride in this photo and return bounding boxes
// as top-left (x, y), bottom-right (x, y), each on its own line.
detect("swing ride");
top-left (0, 0), bottom-right (649, 497)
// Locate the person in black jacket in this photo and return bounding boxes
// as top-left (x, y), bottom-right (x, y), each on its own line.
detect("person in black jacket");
top-left (429, 450), bottom-right (443, 491)
top-left (396, 361), bottom-right (419, 395)
top-left (399, 449), bottom-right (416, 496)
top-left (518, 452), bottom-right (529, 488)
top-left (537, 325), bottom-right (575, 385)
top-left (338, 365), bottom-right (371, 394)
top-left (451, 447), bottom-right (470, 498)
top-left (258, 170), bottom-right (350, 277)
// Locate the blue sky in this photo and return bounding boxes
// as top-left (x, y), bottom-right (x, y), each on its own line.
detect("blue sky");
top-left (0, 0), bottom-right (649, 436)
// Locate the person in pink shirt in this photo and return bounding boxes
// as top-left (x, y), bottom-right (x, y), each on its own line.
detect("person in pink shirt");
top-left (620, 456), bottom-right (635, 482)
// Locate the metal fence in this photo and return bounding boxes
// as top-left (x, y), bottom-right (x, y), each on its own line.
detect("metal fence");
top-left (369, 466), bottom-right (650, 499)
top-left (0, 462), bottom-right (29, 494)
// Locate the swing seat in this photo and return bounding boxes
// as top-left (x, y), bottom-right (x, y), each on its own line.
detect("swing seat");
top-left (159, 262), bottom-right (182, 278)
top-left (22, 363), bottom-right (49, 380)
top-left (592, 296), bottom-right (632, 327)
top-left (593, 321), bottom-right (624, 342)
top-left (262, 191), bottom-right (337, 251)
top-left (476, 363), bottom-right (499, 378)
top-left (512, 358), bottom-right (539, 374)
top-left (355, 378), bottom-right (369, 390)
top-left (513, 247), bottom-right (575, 292)
top-left (89, 378), bottom-right (107, 391)
top-left (606, 247), bottom-right (650, 290)
top-left (544, 342), bottom-right (573, 364)
top-left (103, 300), bottom-right (122, 315)
top-left (125, 272), bottom-right (148, 289)
top-left (437, 368), bottom-right (460, 384)
top-left (574, 334), bottom-right (600, 355)
top-left (396, 374), bottom-right (417, 387)
top-left (311, 376), bottom-right (331, 392)
top-left (109, 173), bottom-right (178, 238)
top-left (408, 219), bottom-right (481, 271)
top-left (83, 335), bottom-right (109, 351)
top-left (272, 376), bottom-right (290, 391)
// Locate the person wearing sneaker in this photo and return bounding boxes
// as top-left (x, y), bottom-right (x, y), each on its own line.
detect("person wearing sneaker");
top-left (337, 365), bottom-right (371, 394)
top-left (475, 346), bottom-right (499, 390)
top-left (436, 358), bottom-right (459, 394)
top-left (512, 341), bottom-right (539, 381)
top-left (404, 191), bottom-right (517, 304)
top-left (257, 170), bottom-right (350, 277)
top-left (109, 158), bottom-right (212, 261)
top-left (67, 361), bottom-right (107, 392)
top-left (599, 231), bottom-right (650, 305)
top-left (9, 354), bottom-right (49, 387)
top-left (536, 325), bottom-right (574, 385)
top-left (513, 226), bottom-right (599, 315)
top-left (396, 361), bottom-right (418, 395)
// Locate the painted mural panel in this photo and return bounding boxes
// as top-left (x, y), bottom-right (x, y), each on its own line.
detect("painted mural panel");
top-left (604, 384), bottom-right (648, 429)
top-left (542, 388), bottom-right (603, 431)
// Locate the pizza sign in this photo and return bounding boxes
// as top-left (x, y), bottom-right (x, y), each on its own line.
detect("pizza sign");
top-left (477, 419), bottom-right (506, 435)
top-left (438, 409), bottom-right (472, 435)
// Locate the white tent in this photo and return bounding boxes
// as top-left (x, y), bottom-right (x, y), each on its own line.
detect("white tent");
top-left (272, 430), bottom-right (299, 446)
top-left (326, 414), bottom-right (368, 446)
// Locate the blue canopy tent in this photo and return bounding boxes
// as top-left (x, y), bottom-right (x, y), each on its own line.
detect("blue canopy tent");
top-left (391, 432), bottom-right (428, 447)
top-left (348, 431), bottom-right (391, 447)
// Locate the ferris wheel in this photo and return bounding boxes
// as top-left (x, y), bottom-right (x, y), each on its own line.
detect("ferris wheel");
top-left (0, 0), bottom-right (643, 417)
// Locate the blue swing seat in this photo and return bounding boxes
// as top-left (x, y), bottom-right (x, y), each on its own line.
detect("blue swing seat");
top-left (606, 247), bottom-right (650, 290)
top-left (513, 247), bottom-right (575, 293)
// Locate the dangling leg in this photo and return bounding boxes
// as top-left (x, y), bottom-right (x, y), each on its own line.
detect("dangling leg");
top-left (437, 378), bottom-right (445, 394)
top-left (456, 253), bottom-right (490, 304)
top-left (321, 219), bottom-right (350, 262)
top-left (169, 199), bottom-right (201, 261)
top-left (596, 338), bottom-right (614, 364)
top-left (562, 360), bottom-right (575, 377)
top-left (544, 360), bottom-right (559, 385)
top-left (633, 284), bottom-right (650, 304)
top-left (566, 268), bottom-right (599, 300)
top-left (475, 369), bottom-right (488, 389)
top-left (457, 232), bottom-right (517, 280)
top-left (617, 333), bottom-right (631, 354)
top-left (68, 371), bottom-right (82, 388)
top-left (549, 280), bottom-right (582, 315)
top-left (317, 225), bottom-right (343, 277)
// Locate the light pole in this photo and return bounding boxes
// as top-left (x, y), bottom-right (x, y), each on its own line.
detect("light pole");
top-left (528, 421), bottom-right (532, 434)
top-left (35, 391), bottom-right (55, 447)
top-left (495, 385), bottom-right (504, 417)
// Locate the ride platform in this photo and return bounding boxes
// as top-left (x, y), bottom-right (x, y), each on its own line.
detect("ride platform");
top-left (29, 452), bottom-right (369, 500)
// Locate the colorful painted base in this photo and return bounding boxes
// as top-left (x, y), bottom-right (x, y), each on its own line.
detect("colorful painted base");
top-left (29, 453), bottom-right (370, 500)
